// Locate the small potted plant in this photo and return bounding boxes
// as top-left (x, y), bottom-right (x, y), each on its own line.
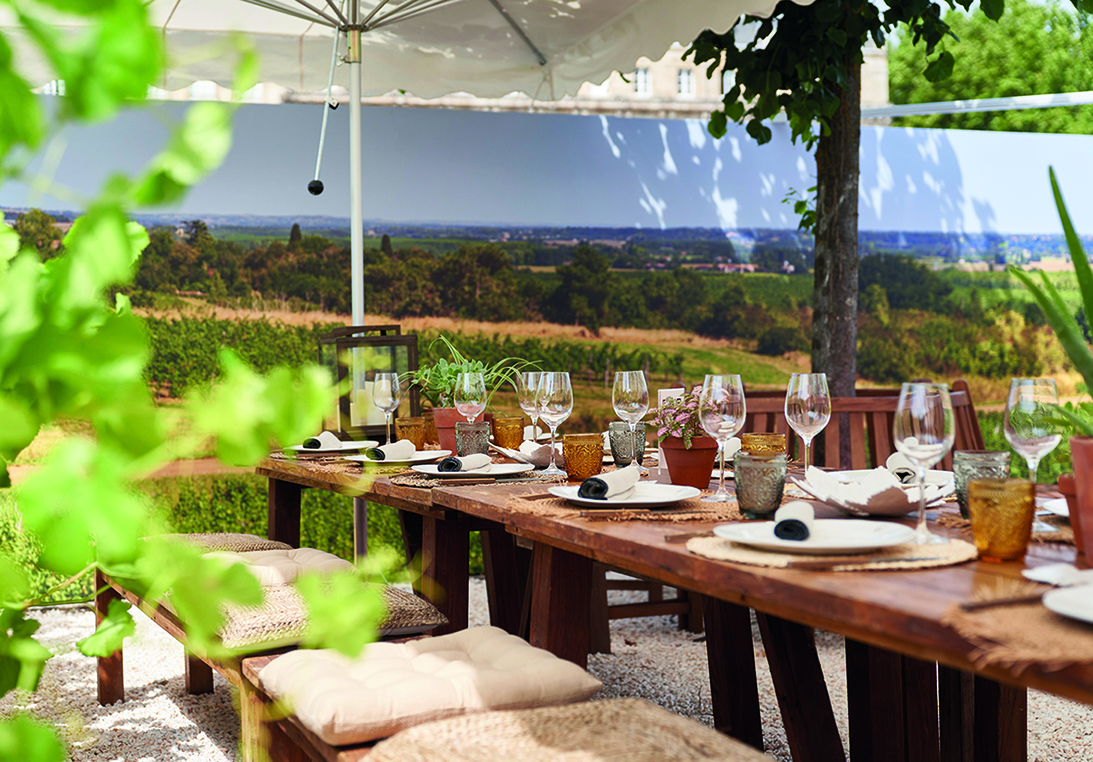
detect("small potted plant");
top-left (406, 335), bottom-right (534, 451)
top-left (654, 385), bottom-right (719, 489)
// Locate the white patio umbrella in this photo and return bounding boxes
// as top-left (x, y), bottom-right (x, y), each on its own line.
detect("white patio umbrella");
top-left (8, 0), bottom-right (813, 323)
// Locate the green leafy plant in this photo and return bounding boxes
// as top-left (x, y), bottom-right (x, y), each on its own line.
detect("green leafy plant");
top-left (1010, 167), bottom-right (1093, 435)
top-left (406, 334), bottom-right (534, 408)
top-left (653, 385), bottom-right (706, 448)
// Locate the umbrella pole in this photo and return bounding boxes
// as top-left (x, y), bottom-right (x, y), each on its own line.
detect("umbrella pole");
top-left (348, 27), bottom-right (364, 325)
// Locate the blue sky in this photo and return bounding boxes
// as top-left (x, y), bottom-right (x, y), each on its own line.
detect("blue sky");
top-left (3, 98), bottom-right (1093, 235)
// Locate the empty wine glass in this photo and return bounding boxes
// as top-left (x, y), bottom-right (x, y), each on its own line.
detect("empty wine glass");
top-left (894, 382), bottom-right (955, 545)
top-left (1004, 377), bottom-right (1061, 485)
top-left (537, 372), bottom-right (573, 476)
top-left (699, 375), bottom-right (746, 502)
top-left (517, 371), bottom-right (542, 442)
top-left (613, 371), bottom-right (650, 475)
top-left (372, 372), bottom-right (401, 444)
top-left (453, 372), bottom-right (487, 424)
top-left (785, 373), bottom-right (832, 470)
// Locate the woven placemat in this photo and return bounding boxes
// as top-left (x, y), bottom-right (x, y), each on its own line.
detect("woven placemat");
top-left (687, 535), bottom-right (978, 570)
top-left (268, 450), bottom-right (365, 475)
top-left (368, 698), bottom-right (770, 762)
top-left (942, 587), bottom-right (1093, 672)
top-left (935, 509), bottom-right (1075, 545)
top-left (504, 494), bottom-right (744, 522)
top-left (391, 472), bottom-right (569, 488)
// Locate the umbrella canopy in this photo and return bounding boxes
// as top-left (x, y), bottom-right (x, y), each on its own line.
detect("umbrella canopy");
top-left (6, 0), bottom-right (814, 323)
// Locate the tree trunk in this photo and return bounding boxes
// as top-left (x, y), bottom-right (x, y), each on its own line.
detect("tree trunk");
top-left (812, 59), bottom-right (861, 399)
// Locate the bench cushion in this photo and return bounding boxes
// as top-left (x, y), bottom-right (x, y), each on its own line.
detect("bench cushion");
top-left (368, 698), bottom-right (770, 762)
top-left (205, 547), bottom-right (354, 585)
top-left (256, 626), bottom-right (603, 745)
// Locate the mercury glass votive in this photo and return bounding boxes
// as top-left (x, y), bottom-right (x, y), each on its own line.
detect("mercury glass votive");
top-left (394, 417), bottom-right (426, 450)
top-left (563, 433), bottom-right (604, 482)
top-left (608, 421), bottom-right (646, 467)
top-left (492, 416), bottom-right (525, 450)
top-left (967, 478), bottom-right (1035, 562)
top-left (735, 452), bottom-right (787, 519)
top-left (454, 421), bottom-right (490, 457)
top-left (953, 450), bottom-right (1011, 519)
top-left (741, 433), bottom-right (787, 456)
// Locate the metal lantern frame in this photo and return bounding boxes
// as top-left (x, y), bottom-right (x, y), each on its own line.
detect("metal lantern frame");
top-left (318, 324), bottom-right (420, 442)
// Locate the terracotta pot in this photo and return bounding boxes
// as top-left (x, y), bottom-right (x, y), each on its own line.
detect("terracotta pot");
top-left (1058, 473), bottom-right (1084, 558)
top-left (661, 435), bottom-right (719, 490)
top-left (1065, 435), bottom-right (1093, 559)
top-left (432, 407), bottom-right (485, 452)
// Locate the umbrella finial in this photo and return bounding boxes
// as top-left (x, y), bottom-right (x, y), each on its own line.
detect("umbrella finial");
top-left (308, 180), bottom-right (325, 196)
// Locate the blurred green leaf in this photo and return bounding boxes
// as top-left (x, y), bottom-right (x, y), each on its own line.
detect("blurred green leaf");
top-left (77, 597), bottom-right (134, 657)
top-left (134, 104), bottom-right (234, 207)
top-left (924, 51), bottom-right (955, 83)
top-left (0, 608), bottom-right (51, 693)
top-left (0, 715), bottom-right (65, 762)
top-left (296, 572), bottom-right (384, 658)
top-left (0, 555), bottom-right (30, 605)
top-left (0, 38), bottom-right (44, 159)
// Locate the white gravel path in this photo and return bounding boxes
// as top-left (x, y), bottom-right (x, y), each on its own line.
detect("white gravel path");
top-left (3, 578), bottom-right (1089, 761)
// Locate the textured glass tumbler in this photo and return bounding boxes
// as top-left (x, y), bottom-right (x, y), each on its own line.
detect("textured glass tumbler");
top-left (953, 450), bottom-right (1011, 519)
top-left (563, 434), bottom-right (604, 481)
top-left (741, 433), bottom-right (787, 456)
top-left (967, 478), bottom-right (1035, 562)
top-left (734, 452), bottom-right (787, 519)
top-left (492, 416), bottom-right (524, 450)
top-left (608, 421), bottom-right (646, 467)
top-left (394, 417), bottom-right (426, 450)
top-left (454, 421), bottom-right (490, 457)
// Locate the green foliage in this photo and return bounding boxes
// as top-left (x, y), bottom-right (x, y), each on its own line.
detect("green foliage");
top-left (11, 210), bottom-right (64, 260)
top-left (980, 411), bottom-right (1072, 482)
top-left (756, 326), bottom-right (809, 356)
top-left (859, 254), bottom-right (954, 312)
top-left (408, 334), bottom-right (535, 408)
top-left (890, 0), bottom-right (1093, 134)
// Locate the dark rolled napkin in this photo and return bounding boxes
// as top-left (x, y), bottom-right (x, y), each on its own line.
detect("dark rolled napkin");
top-left (303, 438), bottom-right (321, 449)
top-left (365, 441), bottom-right (415, 461)
top-left (772, 501), bottom-right (815, 542)
top-left (301, 431), bottom-right (341, 450)
top-left (437, 453), bottom-right (491, 472)
top-left (774, 519), bottom-right (810, 541)
top-left (576, 465), bottom-right (640, 500)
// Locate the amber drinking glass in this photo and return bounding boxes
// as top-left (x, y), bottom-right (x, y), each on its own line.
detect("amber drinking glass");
top-left (394, 417), bottom-right (426, 450)
top-left (967, 478), bottom-right (1036, 562)
top-left (563, 434), bottom-right (604, 481)
top-left (492, 416), bottom-right (524, 450)
top-left (741, 433), bottom-right (787, 456)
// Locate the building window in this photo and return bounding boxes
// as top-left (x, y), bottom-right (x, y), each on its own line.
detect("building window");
top-left (677, 69), bottom-right (694, 97)
top-left (634, 67), bottom-right (651, 95)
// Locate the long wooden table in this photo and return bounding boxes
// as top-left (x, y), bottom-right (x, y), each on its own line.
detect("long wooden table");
top-left (257, 458), bottom-right (1091, 762)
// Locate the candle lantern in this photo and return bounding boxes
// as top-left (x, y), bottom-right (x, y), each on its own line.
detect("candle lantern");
top-left (318, 325), bottom-right (420, 442)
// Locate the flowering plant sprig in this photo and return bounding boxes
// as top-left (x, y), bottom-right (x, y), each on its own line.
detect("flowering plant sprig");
top-left (654, 385), bottom-right (706, 448)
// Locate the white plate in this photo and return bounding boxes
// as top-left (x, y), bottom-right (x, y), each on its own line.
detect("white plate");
top-left (411, 463), bottom-right (534, 478)
top-left (286, 439), bottom-right (378, 453)
top-left (345, 450), bottom-right (451, 465)
top-left (548, 483), bottom-right (701, 508)
top-left (1039, 497), bottom-right (1071, 517)
top-left (1043, 586), bottom-right (1093, 626)
top-left (712, 519), bottom-right (916, 555)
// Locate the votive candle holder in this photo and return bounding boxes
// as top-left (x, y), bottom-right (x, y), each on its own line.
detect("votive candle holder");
top-left (563, 433), bottom-right (604, 482)
top-left (967, 477), bottom-right (1035, 562)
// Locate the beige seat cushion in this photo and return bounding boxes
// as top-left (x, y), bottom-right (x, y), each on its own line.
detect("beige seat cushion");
top-left (205, 548), bottom-right (354, 585)
top-left (369, 698), bottom-right (771, 762)
top-left (166, 532), bottom-right (292, 553)
top-left (257, 626), bottom-right (603, 745)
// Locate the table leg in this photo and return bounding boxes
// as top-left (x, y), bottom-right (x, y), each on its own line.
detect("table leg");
top-left (757, 613), bottom-right (846, 762)
top-left (528, 543), bottom-right (591, 668)
top-left (267, 478), bottom-right (302, 547)
top-left (846, 639), bottom-right (939, 762)
top-left (938, 666), bottom-right (1027, 762)
top-left (185, 653), bottom-right (213, 694)
top-left (397, 510), bottom-right (424, 594)
top-left (704, 598), bottom-right (763, 750)
top-left (480, 528), bottom-right (526, 636)
top-left (420, 514), bottom-right (469, 635)
top-left (95, 569), bottom-right (124, 705)
top-left (352, 497), bottom-right (367, 562)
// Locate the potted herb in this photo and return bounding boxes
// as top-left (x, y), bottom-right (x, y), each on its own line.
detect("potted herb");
top-left (406, 335), bottom-right (534, 451)
top-left (1010, 167), bottom-right (1092, 556)
top-left (653, 385), bottom-right (719, 489)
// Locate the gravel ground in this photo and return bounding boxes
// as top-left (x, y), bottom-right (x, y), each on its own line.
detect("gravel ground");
top-left (3, 578), bottom-right (1090, 761)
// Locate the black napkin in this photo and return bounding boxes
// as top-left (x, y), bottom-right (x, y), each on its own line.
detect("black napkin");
top-left (774, 519), bottom-right (810, 541)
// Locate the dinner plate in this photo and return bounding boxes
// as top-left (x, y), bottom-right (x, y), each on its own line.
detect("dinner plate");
top-left (712, 519), bottom-right (916, 555)
top-left (411, 463), bottom-right (534, 478)
top-left (1038, 497), bottom-right (1070, 517)
top-left (286, 439), bottom-right (378, 453)
top-left (345, 450), bottom-right (451, 466)
top-left (548, 483), bottom-right (701, 508)
top-left (1043, 586), bottom-right (1093, 626)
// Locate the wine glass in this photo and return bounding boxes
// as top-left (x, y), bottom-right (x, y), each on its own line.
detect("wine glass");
top-left (537, 372), bottom-right (573, 476)
top-left (371, 372), bottom-right (401, 444)
top-left (698, 375), bottom-right (746, 502)
top-left (893, 382), bottom-right (955, 545)
top-left (785, 373), bottom-right (832, 470)
top-left (453, 372), bottom-right (487, 424)
top-left (613, 371), bottom-right (650, 475)
top-left (517, 371), bottom-right (542, 442)
top-left (1004, 377), bottom-right (1061, 485)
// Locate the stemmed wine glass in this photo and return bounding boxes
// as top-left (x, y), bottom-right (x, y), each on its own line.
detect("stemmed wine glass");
top-left (612, 371), bottom-right (650, 475)
top-left (517, 371), bottom-right (542, 442)
top-left (1004, 377), bottom-right (1061, 485)
top-left (371, 372), bottom-right (401, 444)
top-left (453, 372), bottom-right (487, 424)
top-left (537, 372), bottom-right (573, 476)
top-left (698, 374), bottom-right (746, 502)
top-left (785, 373), bottom-right (832, 470)
top-left (893, 382), bottom-right (955, 545)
